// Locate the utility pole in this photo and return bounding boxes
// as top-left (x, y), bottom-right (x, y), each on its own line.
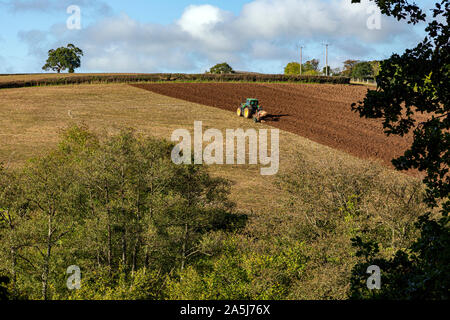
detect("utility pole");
top-left (322, 43), bottom-right (330, 76)
top-left (299, 45), bottom-right (304, 75)
top-left (296, 43), bottom-right (304, 75)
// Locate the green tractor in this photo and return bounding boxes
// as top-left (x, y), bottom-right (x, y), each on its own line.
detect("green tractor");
top-left (237, 98), bottom-right (267, 123)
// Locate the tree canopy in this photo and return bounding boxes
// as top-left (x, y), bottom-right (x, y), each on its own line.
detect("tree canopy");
top-left (42, 44), bottom-right (83, 73)
top-left (303, 59), bottom-right (320, 72)
top-left (209, 62), bottom-right (234, 74)
top-left (0, 125), bottom-right (244, 300)
top-left (284, 60), bottom-right (321, 75)
top-left (342, 59), bottom-right (359, 77)
top-left (351, 61), bottom-right (374, 79)
top-left (350, 0), bottom-right (449, 299)
top-left (284, 62), bottom-right (301, 75)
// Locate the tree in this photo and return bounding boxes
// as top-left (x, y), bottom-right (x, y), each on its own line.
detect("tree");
top-left (42, 44), bottom-right (83, 73)
top-left (322, 66), bottom-right (332, 76)
top-left (0, 125), bottom-right (244, 300)
top-left (350, 0), bottom-right (449, 299)
top-left (284, 62), bottom-right (301, 75)
top-left (0, 167), bottom-right (30, 299)
top-left (331, 67), bottom-right (342, 76)
top-left (351, 61), bottom-right (374, 79)
top-left (370, 60), bottom-right (381, 77)
top-left (284, 60), bottom-right (321, 75)
top-left (22, 151), bottom-right (83, 300)
top-left (342, 59), bottom-right (359, 77)
top-left (303, 59), bottom-right (320, 72)
top-left (0, 275), bottom-right (9, 300)
top-left (209, 63), bottom-right (234, 74)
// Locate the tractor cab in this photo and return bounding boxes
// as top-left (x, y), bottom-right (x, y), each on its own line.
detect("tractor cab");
top-left (237, 98), bottom-right (264, 121)
top-left (246, 98), bottom-right (260, 109)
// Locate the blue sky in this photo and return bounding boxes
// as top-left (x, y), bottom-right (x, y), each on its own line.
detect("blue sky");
top-left (0, 0), bottom-right (435, 74)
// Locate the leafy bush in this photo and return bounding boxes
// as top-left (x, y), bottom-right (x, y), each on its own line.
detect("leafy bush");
top-left (166, 238), bottom-right (307, 300)
top-left (271, 154), bottom-right (426, 299)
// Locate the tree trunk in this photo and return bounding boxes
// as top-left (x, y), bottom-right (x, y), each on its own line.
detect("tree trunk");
top-left (106, 186), bottom-right (112, 271)
top-left (132, 241), bottom-right (138, 274)
top-left (122, 229), bottom-right (127, 269)
top-left (10, 247), bottom-right (17, 297)
top-left (144, 246), bottom-right (149, 268)
top-left (181, 222), bottom-right (188, 271)
top-left (97, 249), bottom-right (101, 268)
top-left (107, 221), bottom-right (112, 270)
top-left (42, 215), bottom-right (52, 300)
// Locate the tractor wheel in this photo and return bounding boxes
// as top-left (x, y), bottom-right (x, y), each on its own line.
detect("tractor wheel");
top-left (237, 108), bottom-right (243, 117)
top-left (244, 108), bottom-right (252, 119)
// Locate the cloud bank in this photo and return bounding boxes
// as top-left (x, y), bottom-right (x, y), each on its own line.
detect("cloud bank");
top-left (15, 0), bottom-right (422, 73)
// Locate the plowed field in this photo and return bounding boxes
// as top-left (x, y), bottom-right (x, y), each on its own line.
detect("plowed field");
top-left (132, 83), bottom-right (413, 168)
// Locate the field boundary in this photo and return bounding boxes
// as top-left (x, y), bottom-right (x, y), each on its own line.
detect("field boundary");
top-left (0, 73), bottom-right (350, 89)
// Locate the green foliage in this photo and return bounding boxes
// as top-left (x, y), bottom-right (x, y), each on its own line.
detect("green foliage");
top-left (284, 62), bottom-right (301, 75)
top-left (322, 66), bottom-right (331, 75)
top-left (209, 63), bottom-right (234, 74)
top-left (284, 60), bottom-right (320, 75)
top-left (351, 0), bottom-right (449, 300)
top-left (303, 59), bottom-right (320, 72)
top-left (42, 44), bottom-right (83, 73)
top-left (0, 275), bottom-right (9, 300)
top-left (351, 0), bottom-right (426, 24)
top-left (66, 267), bottom-right (165, 300)
top-left (350, 214), bottom-right (450, 299)
top-left (370, 61), bottom-right (381, 77)
top-left (342, 59), bottom-right (359, 77)
top-left (0, 125), bottom-right (243, 300)
top-left (351, 61), bottom-right (374, 79)
top-left (276, 154), bottom-right (425, 299)
top-left (166, 238), bottom-right (307, 300)
top-left (0, 73), bottom-right (350, 90)
top-left (302, 70), bottom-right (320, 76)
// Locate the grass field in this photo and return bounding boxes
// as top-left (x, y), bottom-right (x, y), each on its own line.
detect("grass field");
top-left (0, 83), bottom-right (417, 212)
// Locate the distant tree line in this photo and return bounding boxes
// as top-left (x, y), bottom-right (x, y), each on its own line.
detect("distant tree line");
top-left (284, 59), bottom-right (380, 79)
top-left (284, 59), bottom-right (321, 76)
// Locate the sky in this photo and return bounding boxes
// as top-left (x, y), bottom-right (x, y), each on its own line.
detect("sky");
top-left (0, 0), bottom-right (436, 74)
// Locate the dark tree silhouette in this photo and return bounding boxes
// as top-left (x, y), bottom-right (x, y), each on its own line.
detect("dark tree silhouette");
top-left (350, 0), bottom-right (449, 299)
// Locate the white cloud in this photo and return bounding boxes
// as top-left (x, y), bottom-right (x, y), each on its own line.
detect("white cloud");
top-left (177, 5), bottom-right (225, 39)
top-left (16, 0), bottom-right (422, 73)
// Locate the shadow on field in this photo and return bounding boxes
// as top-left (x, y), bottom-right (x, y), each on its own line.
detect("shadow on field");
top-left (263, 114), bottom-right (290, 122)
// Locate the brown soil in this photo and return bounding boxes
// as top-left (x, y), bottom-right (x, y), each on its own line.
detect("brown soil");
top-left (131, 83), bottom-right (413, 169)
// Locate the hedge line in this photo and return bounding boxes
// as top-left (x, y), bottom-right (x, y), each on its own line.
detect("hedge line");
top-left (0, 73), bottom-right (350, 89)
